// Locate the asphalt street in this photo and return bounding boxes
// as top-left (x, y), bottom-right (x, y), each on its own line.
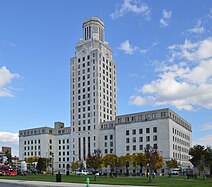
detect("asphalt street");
top-left (0, 179), bottom-right (154, 187)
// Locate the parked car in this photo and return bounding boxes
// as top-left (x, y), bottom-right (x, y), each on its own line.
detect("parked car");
top-left (75, 170), bottom-right (88, 175)
top-left (171, 169), bottom-right (180, 175)
top-left (0, 165), bottom-right (17, 176)
top-left (0, 170), bottom-right (5, 176)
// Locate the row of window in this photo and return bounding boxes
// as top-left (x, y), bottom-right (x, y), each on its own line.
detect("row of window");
top-left (58, 157), bottom-right (70, 162)
top-left (173, 144), bottom-right (189, 153)
top-left (58, 139), bottom-right (69, 144)
top-left (126, 144), bottom-right (158, 152)
top-left (24, 145), bottom-right (41, 151)
top-left (24, 151), bottom-right (40, 156)
top-left (126, 127), bottom-right (157, 135)
top-left (172, 128), bottom-right (190, 140)
top-left (173, 152), bottom-right (190, 161)
top-left (104, 148), bottom-right (113, 154)
top-left (24, 140), bottom-right (41, 145)
top-left (173, 136), bottom-right (190, 147)
top-left (126, 135), bottom-right (157, 143)
top-left (170, 112), bottom-right (191, 131)
top-left (117, 112), bottom-right (167, 124)
top-left (20, 129), bottom-right (47, 136)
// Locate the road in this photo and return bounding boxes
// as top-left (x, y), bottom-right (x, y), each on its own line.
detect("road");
top-left (0, 179), bottom-right (154, 187)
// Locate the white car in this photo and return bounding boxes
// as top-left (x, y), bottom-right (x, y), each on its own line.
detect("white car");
top-left (76, 170), bottom-right (88, 175)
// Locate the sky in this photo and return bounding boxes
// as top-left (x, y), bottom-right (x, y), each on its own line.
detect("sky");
top-left (0, 0), bottom-right (212, 157)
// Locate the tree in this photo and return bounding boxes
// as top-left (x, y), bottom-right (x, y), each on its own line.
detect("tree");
top-left (118, 154), bottom-right (133, 175)
top-left (166, 159), bottom-right (179, 175)
top-left (205, 146), bottom-right (212, 166)
top-left (189, 145), bottom-right (207, 176)
top-left (71, 160), bottom-right (85, 171)
top-left (36, 157), bottom-right (47, 173)
top-left (102, 154), bottom-right (118, 174)
top-left (145, 147), bottom-right (163, 181)
top-left (133, 153), bottom-right (147, 175)
top-left (86, 149), bottom-right (102, 172)
top-left (4, 150), bottom-right (12, 164)
top-left (26, 157), bottom-right (38, 170)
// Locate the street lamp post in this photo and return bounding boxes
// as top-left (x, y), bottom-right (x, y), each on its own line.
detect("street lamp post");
top-left (51, 153), bottom-right (54, 175)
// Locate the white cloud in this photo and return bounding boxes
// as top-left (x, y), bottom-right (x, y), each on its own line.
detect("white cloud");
top-left (0, 131), bottom-right (19, 156)
top-left (160, 9), bottom-right (172, 27)
top-left (0, 66), bottom-right (19, 97)
top-left (110, 0), bottom-right (151, 20)
top-left (119, 40), bottom-right (147, 55)
top-left (129, 37), bottom-right (212, 111)
top-left (188, 20), bottom-right (205, 34)
top-left (193, 134), bottom-right (212, 147)
top-left (119, 40), bottom-right (138, 54)
top-left (200, 122), bottom-right (212, 131)
top-left (129, 95), bottom-right (146, 106)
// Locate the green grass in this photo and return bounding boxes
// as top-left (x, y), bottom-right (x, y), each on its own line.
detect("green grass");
top-left (0, 174), bottom-right (212, 187)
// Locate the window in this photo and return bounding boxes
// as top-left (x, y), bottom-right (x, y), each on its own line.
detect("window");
top-left (153, 135), bottom-right (157, 141)
top-left (126, 138), bottom-right (130, 143)
top-left (132, 129), bottom-right (136, 135)
top-left (139, 129), bottom-right (143, 134)
top-left (126, 130), bottom-right (129, 135)
top-left (104, 135), bottom-right (107, 140)
top-left (146, 144), bottom-right (150, 149)
top-left (132, 137), bottom-right (136, 143)
top-left (133, 145), bottom-right (136, 151)
top-left (126, 146), bottom-right (130, 151)
top-left (146, 136), bottom-right (150, 142)
top-left (139, 137), bottom-right (143, 142)
top-left (153, 127), bottom-right (157, 133)
top-left (153, 144), bottom-right (158, 149)
top-left (110, 135), bottom-right (113, 140)
top-left (146, 128), bottom-right (150, 133)
top-left (139, 145), bottom-right (143, 150)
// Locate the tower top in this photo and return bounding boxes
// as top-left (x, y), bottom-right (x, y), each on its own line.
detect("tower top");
top-left (82, 17), bottom-right (104, 42)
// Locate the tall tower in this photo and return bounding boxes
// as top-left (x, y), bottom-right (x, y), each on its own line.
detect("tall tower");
top-left (70, 17), bottom-right (117, 161)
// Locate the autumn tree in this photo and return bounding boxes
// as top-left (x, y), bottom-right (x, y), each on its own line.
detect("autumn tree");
top-left (118, 154), bottom-right (133, 175)
top-left (71, 160), bottom-right (82, 171)
top-left (166, 159), bottom-right (179, 175)
top-left (102, 154), bottom-right (118, 174)
top-left (26, 157), bottom-right (38, 170)
top-left (86, 149), bottom-right (102, 172)
top-left (133, 153), bottom-right (147, 174)
top-left (145, 147), bottom-right (163, 181)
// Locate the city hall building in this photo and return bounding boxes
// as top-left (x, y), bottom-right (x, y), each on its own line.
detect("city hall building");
top-left (19, 17), bottom-right (192, 173)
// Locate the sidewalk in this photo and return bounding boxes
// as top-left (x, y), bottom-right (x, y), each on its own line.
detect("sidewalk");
top-left (0, 179), bottom-right (154, 187)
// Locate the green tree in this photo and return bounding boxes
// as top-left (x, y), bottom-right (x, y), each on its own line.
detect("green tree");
top-left (102, 154), bottom-right (118, 174)
top-left (189, 145), bottom-right (207, 176)
top-left (36, 157), bottom-right (46, 173)
top-left (4, 150), bottom-right (12, 164)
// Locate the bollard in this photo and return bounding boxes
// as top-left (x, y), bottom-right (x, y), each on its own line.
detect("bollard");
top-left (86, 177), bottom-right (90, 187)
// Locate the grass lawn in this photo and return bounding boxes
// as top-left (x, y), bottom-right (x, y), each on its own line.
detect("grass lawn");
top-left (0, 174), bottom-right (212, 187)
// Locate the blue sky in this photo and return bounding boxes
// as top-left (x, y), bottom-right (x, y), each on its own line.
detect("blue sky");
top-left (0, 0), bottom-right (212, 156)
